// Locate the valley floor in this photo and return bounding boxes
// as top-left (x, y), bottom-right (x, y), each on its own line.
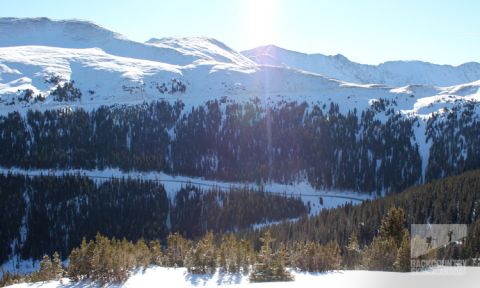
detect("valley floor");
top-left (5, 266), bottom-right (480, 288)
top-left (0, 166), bottom-right (372, 215)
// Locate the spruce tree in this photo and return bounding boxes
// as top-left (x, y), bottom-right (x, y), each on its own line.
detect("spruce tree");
top-left (250, 231), bottom-right (293, 282)
top-left (394, 229), bottom-right (411, 272)
top-left (52, 252), bottom-right (63, 280)
top-left (363, 207), bottom-right (407, 271)
top-left (219, 234), bottom-right (238, 273)
top-left (185, 231), bottom-right (216, 274)
top-left (149, 240), bottom-right (164, 266)
top-left (67, 237), bottom-right (95, 281)
top-left (363, 236), bottom-right (397, 271)
top-left (134, 239), bottom-right (152, 269)
top-left (379, 207), bottom-right (406, 247)
top-left (32, 254), bottom-right (53, 282)
top-left (166, 233), bottom-right (191, 267)
top-left (238, 239), bottom-right (254, 274)
top-left (344, 232), bottom-right (362, 269)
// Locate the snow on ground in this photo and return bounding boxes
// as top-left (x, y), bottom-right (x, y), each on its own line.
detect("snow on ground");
top-left (0, 167), bottom-right (372, 216)
top-left (4, 266), bottom-right (480, 288)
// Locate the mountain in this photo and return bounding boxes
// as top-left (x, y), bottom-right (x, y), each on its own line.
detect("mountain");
top-left (0, 17), bottom-right (480, 188)
top-left (146, 37), bottom-right (256, 67)
top-left (0, 18), bottom-right (478, 117)
top-left (0, 17), bottom-right (244, 66)
top-left (2, 17), bottom-right (480, 273)
top-left (0, 18), bottom-right (479, 116)
top-left (1, 18), bottom-right (480, 185)
top-left (242, 44), bottom-right (480, 87)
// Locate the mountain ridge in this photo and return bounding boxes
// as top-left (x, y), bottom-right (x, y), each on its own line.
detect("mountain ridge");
top-left (241, 44), bottom-right (480, 86)
top-left (0, 17), bottom-right (247, 67)
top-left (0, 17), bottom-right (479, 117)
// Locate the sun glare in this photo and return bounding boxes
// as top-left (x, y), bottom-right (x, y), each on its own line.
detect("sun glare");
top-left (245, 0), bottom-right (278, 46)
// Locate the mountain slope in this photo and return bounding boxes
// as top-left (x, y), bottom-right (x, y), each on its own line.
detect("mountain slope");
top-left (2, 17), bottom-right (480, 271)
top-left (242, 45), bottom-right (480, 86)
top-left (146, 37), bottom-right (256, 67)
top-left (0, 17), bottom-right (479, 117)
top-left (2, 41), bottom-right (479, 117)
top-left (0, 17), bottom-right (480, 187)
top-left (0, 17), bottom-right (254, 67)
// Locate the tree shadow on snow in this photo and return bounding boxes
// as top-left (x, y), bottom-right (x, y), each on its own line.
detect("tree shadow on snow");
top-left (184, 272), bottom-right (214, 286)
top-left (216, 271), bottom-right (243, 286)
top-left (292, 269), bottom-right (346, 277)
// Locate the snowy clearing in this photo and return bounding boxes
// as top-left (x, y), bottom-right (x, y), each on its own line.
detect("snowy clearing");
top-left (4, 266), bottom-right (480, 288)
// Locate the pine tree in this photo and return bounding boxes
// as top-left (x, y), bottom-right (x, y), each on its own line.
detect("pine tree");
top-left (394, 229), bottom-right (411, 272)
top-left (67, 247), bottom-right (82, 281)
top-left (238, 238), bottom-right (254, 274)
top-left (134, 239), bottom-right (152, 269)
top-left (202, 232), bottom-right (217, 274)
top-left (219, 234), bottom-right (238, 273)
top-left (149, 240), bottom-right (164, 266)
top-left (379, 207), bottom-right (406, 247)
top-left (322, 241), bottom-right (342, 271)
top-left (185, 231), bottom-right (216, 274)
top-left (67, 237), bottom-right (95, 281)
top-left (52, 252), bottom-right (63, 280)
top-left (363, 207), bottom-right (408, 271)
top-left (166, 233), bottom-right (191, 267)
top-left (274, 243), bottom-right (290, 275)
top-left (290, 240), bottom-right (341, 272)
top-left (250, 230), bottom-right (274, 282)
top-left (250, 231), bottom-right (293, 282)
top-left (31, 254), bottom-right (53, 282)
top-left (343, 232), bottom-right (362, 269)
top-left (363, 236), bottom-right (397, 271)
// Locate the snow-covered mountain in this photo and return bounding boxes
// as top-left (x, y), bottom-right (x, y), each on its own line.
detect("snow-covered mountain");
top-left (0, 17), bottom-right (253, 67)
top-left (146, 37), bottom-right (256, 67)
top-left (0, 17), bottom-right (479, 117)
top-left (242, 45), bottom-right (480, 87)
top-left (2, 18), bottom-right (480, 272)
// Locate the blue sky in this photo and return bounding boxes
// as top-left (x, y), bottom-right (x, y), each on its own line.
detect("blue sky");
top-left (2, 0), bottom-right (479, 65)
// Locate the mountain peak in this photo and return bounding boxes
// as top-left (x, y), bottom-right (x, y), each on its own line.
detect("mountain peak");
top-left (147, 37), bottom-right (228, 48)
top-left (0, 17), bottom-right (125, 48)
top-left (146, 36), bottom-right (255, 66)
top-left (243, 44), bottom-right (480, 86)
top-left (0, 18), bottom-right (256, 67)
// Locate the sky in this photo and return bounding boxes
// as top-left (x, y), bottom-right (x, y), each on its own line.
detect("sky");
top-left (1, 0), bottom-right (479, 65)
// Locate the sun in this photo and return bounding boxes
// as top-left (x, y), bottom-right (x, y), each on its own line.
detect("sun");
top-left (245, 0), bottom-right (278, 46)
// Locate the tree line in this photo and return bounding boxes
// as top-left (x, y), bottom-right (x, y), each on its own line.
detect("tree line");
top-left (0, 206), bottom-right (412, 286)
top-left (0, 174), bottom-right (307, 264)
top-left (3, 170), bottom-right (480, 286)
top-left (242, 169), bottom-right (480, 261)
